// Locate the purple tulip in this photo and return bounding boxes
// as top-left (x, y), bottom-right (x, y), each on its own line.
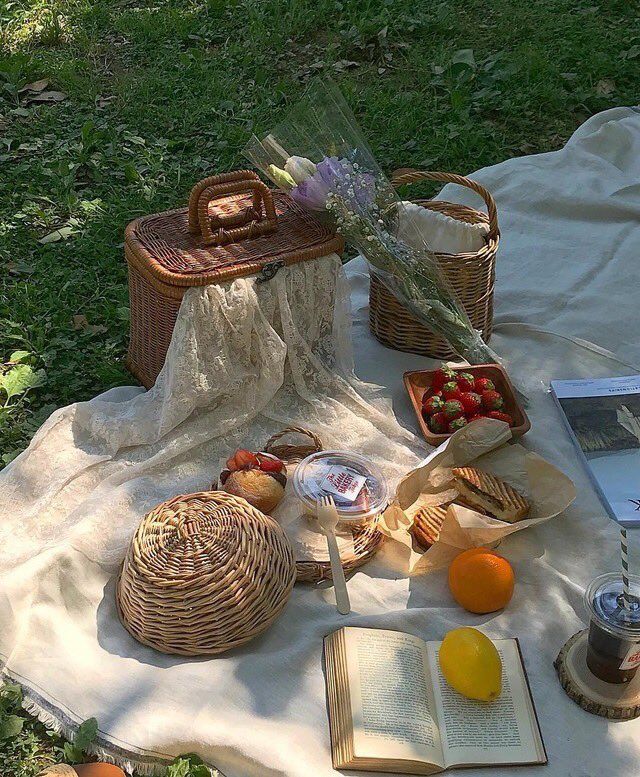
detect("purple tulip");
top-left (290, 155), bottom-right (376, 213)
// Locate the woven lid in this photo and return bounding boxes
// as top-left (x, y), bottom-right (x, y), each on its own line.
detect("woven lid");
top-left (116, 491), bottom-right (296, 656)
top-left (125, 169), bottom-right (344, 287)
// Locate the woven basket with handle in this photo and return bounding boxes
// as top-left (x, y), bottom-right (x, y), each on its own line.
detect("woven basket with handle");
top-left (369, 169), bottom-right (500, 360)
top-left (124, 170), bottom-right (344, 388)
top-left (116, 490), bottom-right (296, 656)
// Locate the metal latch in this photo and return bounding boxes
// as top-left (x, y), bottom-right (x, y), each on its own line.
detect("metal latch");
top-left (256, 259), bottom-right (285, 284)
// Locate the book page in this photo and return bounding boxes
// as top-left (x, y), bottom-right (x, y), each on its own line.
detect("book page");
top-left (343, 627), bottom-right (444, 767)
top-left (427, 639), bottom-right (543, 767)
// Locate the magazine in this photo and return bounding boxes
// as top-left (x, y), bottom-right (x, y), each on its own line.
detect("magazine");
top-left (551, 375), bottom-right (640, 528)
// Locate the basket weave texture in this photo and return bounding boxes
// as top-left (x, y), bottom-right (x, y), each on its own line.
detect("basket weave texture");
top-left (116, 491), bottom-right (296, 656)
top-left (125, 170), bottom-right (344, 388)
top-left (369, 170), bottom-right (500, 360)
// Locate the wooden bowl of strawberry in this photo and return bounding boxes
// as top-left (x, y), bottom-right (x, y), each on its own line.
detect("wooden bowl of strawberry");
top-left (404, 363), bottom-right (530, 445)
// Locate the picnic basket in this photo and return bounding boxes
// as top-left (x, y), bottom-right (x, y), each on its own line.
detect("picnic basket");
top-left (369, 170), bottom-right (500, 360)
top-left (116, 490), bottom-right (296, 656)
top-left (124, 170), bottom-right (344, 388)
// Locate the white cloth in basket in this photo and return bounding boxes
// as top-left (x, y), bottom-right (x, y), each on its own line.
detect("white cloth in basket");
top-left (399, 200), bottom-right (489, 254)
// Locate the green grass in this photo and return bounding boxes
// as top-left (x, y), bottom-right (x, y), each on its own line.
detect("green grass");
top-left (0, 0), bottom-right (637, 771)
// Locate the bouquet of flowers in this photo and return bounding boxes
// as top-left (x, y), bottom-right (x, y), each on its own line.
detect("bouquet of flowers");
top-left (243, 79), bottom-right (500, 366)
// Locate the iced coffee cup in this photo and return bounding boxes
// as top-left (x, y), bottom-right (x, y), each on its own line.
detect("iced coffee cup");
top-left (585, 573), bottom-right (640, 684)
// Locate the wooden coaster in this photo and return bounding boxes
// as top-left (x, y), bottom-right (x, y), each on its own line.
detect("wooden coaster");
top-left (555, 630), bottom-right (640, 720)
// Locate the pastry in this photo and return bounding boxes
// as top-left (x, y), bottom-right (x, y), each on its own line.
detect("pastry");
top-left (411, 504), bottom-right (449, 549)
top-left (218, 449), bottom-right (287, 514)
top-left (451, 467), bottom-right (529, 523)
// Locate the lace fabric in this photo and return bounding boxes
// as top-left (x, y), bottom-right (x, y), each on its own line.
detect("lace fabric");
top-left (0, 254), bottom-right (423, 571)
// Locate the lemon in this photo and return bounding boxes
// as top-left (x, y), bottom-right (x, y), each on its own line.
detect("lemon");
top-left (438, 627), bottom-right (502, 701)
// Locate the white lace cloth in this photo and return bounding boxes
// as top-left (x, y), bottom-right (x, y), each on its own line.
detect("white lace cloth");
top-left (1, 107), bottom-right (640, 777)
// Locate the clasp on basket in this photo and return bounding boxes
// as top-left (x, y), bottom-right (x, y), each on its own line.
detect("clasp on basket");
top-left (256, 259), bottom-right (285, 284)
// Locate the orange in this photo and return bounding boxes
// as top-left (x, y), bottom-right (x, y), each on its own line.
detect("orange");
top-left (448, 547), bottom-right (514, 614)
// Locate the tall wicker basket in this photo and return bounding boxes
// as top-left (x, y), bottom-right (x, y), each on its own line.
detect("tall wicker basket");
top-left (369, 170), bottom-right (500, 360)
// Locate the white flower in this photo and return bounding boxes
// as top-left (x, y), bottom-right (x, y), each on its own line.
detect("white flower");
top-left (284, 156), bottom-right (317, 184)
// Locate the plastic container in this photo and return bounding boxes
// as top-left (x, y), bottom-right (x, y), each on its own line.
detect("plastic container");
top-left (585, 573), bottom-right (640, 684)
top-left (292, 450), bottom-right (388, 526)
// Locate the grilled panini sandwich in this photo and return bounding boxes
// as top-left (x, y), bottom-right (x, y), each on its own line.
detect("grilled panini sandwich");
top-left (411, 504), bottom-right (448, 549)
top-left (451, 466), bottom-right (530, 523)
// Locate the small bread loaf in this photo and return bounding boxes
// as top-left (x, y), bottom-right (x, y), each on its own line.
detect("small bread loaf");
top-left (221, 468), bottom-right (285, 514)
top-left (411, 504), bottom-right (448, 549)
top-left (451, 467), bottom-right (529, 523)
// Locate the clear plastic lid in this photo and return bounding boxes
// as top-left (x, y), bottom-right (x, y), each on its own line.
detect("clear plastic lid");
top-left (585, 573), bottom-right (640, 638)
top-left (292, 450), bottom-right (389, 523)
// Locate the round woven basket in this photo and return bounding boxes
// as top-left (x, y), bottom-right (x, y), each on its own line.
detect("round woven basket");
top-left (369, 169), bottom-right (500, 360)
top-left (116, 491), bottom-right (296, 656)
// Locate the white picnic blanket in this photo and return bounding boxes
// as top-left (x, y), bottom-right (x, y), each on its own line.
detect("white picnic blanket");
top-left (2, 106), bottom-right (640, 776)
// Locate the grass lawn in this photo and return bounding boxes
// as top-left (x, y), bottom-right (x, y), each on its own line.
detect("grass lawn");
top-left (0, 0), bottom-right (637, 773)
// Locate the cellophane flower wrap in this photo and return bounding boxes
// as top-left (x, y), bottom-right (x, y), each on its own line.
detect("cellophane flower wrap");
top-left (243, 79), bottom-right (500, 365)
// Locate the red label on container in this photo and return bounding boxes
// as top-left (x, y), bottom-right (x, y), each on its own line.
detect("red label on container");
top-left (321, 466), bottom-right (366, 503)
top-left (620, 642), bottom-right (640, 671)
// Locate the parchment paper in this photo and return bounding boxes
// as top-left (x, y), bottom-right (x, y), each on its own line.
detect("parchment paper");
top-left (382, 418), bottom-right (577, 574)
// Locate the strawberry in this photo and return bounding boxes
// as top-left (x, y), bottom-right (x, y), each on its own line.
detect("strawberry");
top-left (481, 390), bottom-right (504, 411)
top-left (423, 388), bottom-right (443, 404)
top-left (228, 449), bottom-right (260, 470)
top-left (422, 395), bottom-right (445, 415)
top-left (257, 452), bottom-right (286, 472)
top-left (456, 371), bottom-right (475, 392)
top-left (487, 410), bottom-right (514, 426)
top-left (442, 381), bottom-right (463, 401)
top-left (467, 413), bottom-right (486, 423)
top-left (459, 391), bottom-right (482, 415)
top-left (428, 411), bottom-right (449, 434)
top-left (448, 416), bottom-right (468, 432)
top-left (443, 399), bottom-right (464, 420)
top-left (474, 376), bottom-right (495, 393)
top-left (431, 363), bottom-right (457, 391)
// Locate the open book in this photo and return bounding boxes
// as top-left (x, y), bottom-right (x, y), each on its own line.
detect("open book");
top-left (324, 627), bottom-right (546, 775)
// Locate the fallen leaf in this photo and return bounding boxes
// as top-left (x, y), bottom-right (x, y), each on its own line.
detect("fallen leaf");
top-left (25, 90), bottom-right (68, 104)
top-left (18, 78), bottom-right (49, 94)
top-left (73, 315), bottom-right (89, 330)
top-left (39, 226), bottom-right (75, 243)
top-left (595, 79), bottom-right (615, 96)
top-left (96, 95), bottom-right (115, 108)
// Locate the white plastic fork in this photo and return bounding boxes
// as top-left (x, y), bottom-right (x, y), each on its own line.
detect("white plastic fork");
top-left (316, 495), bottom-right (351, 615)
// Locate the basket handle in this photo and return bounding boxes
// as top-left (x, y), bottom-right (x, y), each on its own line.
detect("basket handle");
top-left (391, 169), bottom-right (499, 240)
top-left (263, 426), bottom-right (323, 464)
top-left (187, 170), bottom-right (278, 246)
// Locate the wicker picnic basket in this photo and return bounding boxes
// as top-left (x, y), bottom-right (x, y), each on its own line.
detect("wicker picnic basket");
top-left (116, 491), bottom-right (296, 656)
top-left (369, 170), bottom-right (500, 360)
top-left (124, 170), bottom-right (344, 388)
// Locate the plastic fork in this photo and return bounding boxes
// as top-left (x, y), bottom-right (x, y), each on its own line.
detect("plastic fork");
top-left (316, 495), bottom-right (351, 615)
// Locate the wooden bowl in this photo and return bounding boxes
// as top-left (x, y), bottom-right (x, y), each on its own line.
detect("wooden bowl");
top-left (403, 363), bottom-right (530, 446)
